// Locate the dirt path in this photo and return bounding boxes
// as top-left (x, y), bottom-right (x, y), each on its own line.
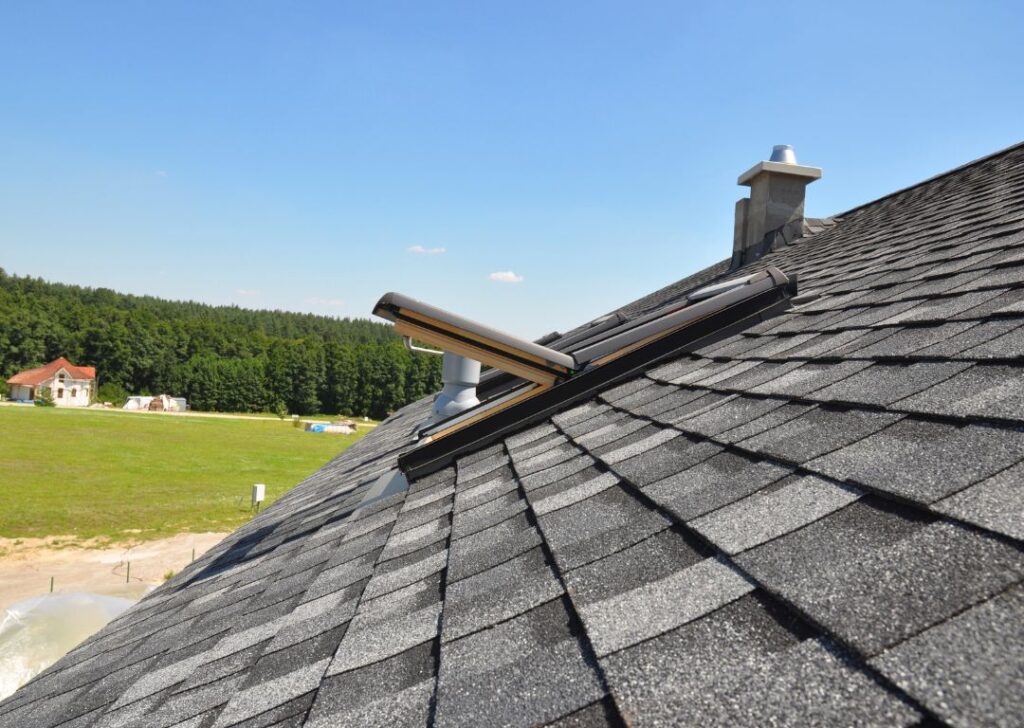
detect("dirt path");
top-left (0, 400), bottom-right (378, 427)
top-left (0, 533), bottom-right (228, 613)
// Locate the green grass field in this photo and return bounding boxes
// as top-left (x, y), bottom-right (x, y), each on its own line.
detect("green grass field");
top-left (0, 406), bottom-right (365, 543)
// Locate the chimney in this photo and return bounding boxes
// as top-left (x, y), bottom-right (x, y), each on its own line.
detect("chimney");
top-left (732, 145), bottom-right (821, 268)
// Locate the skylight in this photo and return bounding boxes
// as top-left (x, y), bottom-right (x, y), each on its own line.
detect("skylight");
top-left (373, 266), bottom-right (796, 479)
top-left (372, 292), bottom-right (576, 387)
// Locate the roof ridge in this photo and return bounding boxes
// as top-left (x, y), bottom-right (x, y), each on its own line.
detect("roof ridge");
top-left (832, 139), bottom-right (1024, 220)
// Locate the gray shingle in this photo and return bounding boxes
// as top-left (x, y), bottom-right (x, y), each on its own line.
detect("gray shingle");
top-left (362, 547), bottom-right (447, 600)
top-left (452, 465), bottom-right (517, 512)
top-left (713, 401), bottom-right (814, 444)
top-left (711, 360), bottom-right (805, 392)
top-left (542, 700), bottom-right (617, 727)
top-left (505, 422), bottom-right (559, 450)
top-left (750, 361), bottom-right (874, 397)
top-left (738, 406), bottom-right (901, 464)
top-left (327, 602), bottom-right (441, 675)
top-left (848, 322), bottom-right (976, 358)
top-left (507, 431), bottom-right (569, 461)
top-left (578, 556), bottom-right (753, 656)
top-left (530, 470), bottom-right (619, 516)
top-left (518, 454), bottom-right (598, 492)
top-left (147, 675), bottom-right (246, 727)
top-left (442, 547), bottom-right (563, 641)
top-left (606, 433), bottom-right (723, 488)
top-left (871, 583), bottom-right (1024, 728)
top-left (960, 319), bottom-right (1024, 358)
top-left (690, 475), bottom-right (863, 554)
top-left (266, 589), bottom-right (360, 653)
top-left (456, 451), bottom-right (509, 484)
top-left (447, 511), bottom-right (543, 583)
top-left (536, 483), bottom-right (670, 572)
top-left (645, 356), bottom-right (710, 383)
top-left (212, 659), bottom-right (328, 728)
top-left (676, 395), bottom-right (789, 439)
top-left (602, 596), bottom-right (918, 728)
top-left (551, 400), bottom-right (612, 430)
top-left (573, 416), bottom-right (652, 452)
top-left (807, 418), bottom-right (1024, 503)
top-left (934, 461), bottom-right (1024, 540)
top-left (434, 599), bottom-right (604, 728)
top-left (309, 679), bottom-right (432, 728)
top-left (625, 385), bottom-right (713, 419)
top-left (653, 391), bottom-right (734, 427)
top-left (563, 528), bottom-right (709, 607)
top-left (451, 491), bottom-right (527, 540)
top-left (740, 332), bottom-right (820, 359)
top-left (879, 288), bottom-right (1005, 324)
top-left (512, 441), bottom-right (580, 476)
top-left (738, 514), bottom-right (1024, 655)
top-left (599, 376), bottom-right (654, 404)
top-left (379, 517), bottom-right (450, 562)
top-left (672, 359), bottom-right (761, 386)
top-left (609, 380), bottom-right (680, 411)
top-left (306, 641), bottom-right (434, 728)
top-left (779, 328), bottom-right (893, 359)
top-left (911, 318), bottom-right (1022, 358)
top-left (642, 451), bottom-right (792, 522)
top-left (810, 362), bottom-right (972, 406)
top-left (896, 364), bottom-right (1024, 420)
top-left (356, 573), bottom-right (442, 630)
top-left (592, 426), bottom-right (680, 465)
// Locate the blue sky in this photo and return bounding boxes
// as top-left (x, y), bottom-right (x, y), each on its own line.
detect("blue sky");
top-left (1, 1), bottom-right (1022, 338)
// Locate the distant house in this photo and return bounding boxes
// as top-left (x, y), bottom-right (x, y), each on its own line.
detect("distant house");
top-left (6, 357), bottom-right (96, 406)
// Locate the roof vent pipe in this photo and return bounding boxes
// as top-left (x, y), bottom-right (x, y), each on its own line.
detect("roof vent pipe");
top-left (432, 352), bottom-right (481, 421)
top-left (769, 144), bottom-right (798, 164)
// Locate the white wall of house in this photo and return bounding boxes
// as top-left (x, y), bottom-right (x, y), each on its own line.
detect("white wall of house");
top-left (53, 379), bottom-right (92, 406)
top-left (9, 384), bottom-right (33, 401)
top-left (45, 370), bottom-right (94, 407)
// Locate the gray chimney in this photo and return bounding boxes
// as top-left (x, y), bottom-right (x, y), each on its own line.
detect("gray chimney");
top-left (732, 145), bottom-right (821, 268)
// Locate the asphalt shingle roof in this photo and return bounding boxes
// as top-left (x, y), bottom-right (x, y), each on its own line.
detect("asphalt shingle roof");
top-left (4, 142), bottom-right (1024, 727)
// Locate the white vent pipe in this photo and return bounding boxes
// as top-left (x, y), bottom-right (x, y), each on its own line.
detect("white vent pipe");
top-left (433, 352), bottom-right (481, 420)
top-left (403, 337), bottom-right (481, 422)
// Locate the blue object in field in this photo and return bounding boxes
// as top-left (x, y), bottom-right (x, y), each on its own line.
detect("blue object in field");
top-left (309, 424), bottom-right (327, 433)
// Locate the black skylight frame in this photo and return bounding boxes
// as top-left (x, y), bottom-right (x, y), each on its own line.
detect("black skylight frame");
top-left (398, 266), bottom-right (797, 479)
top-left (474, 311), bottom-right (629, 400)
top-left (373, 292), bottom-right (577, 386)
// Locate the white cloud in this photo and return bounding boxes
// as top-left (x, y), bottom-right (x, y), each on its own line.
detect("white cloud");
top-left (407, 245), bottom-right (446, 255)
top-left (489, 270), bottom-right (524, 284)
top-left (304, 297), bottom-right (346, 308)
top-left (235, 288), bottom-right (260, 297)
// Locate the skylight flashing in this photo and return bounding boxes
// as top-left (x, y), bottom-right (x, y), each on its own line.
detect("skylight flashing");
top-left (571, 268), bottom-right (793, 365)
top-left (687, 273), bottom-right (760, 302)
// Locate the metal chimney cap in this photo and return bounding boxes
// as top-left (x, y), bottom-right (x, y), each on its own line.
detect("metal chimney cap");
top-left (769, 145), bottom-right (798, 164)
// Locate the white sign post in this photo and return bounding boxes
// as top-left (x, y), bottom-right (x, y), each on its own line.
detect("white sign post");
top-left (251, 483), bottom-right (266, 513)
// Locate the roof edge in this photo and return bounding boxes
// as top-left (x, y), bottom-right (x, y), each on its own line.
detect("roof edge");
top-left (833, 139), bottom-right (1024, 220)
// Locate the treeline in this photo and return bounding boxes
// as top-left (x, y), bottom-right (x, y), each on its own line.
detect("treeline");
top-left (0, 268), bottom-right (441, 418)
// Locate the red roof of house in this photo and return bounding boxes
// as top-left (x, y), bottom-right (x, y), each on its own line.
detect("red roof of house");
top-left (6, 357), bottom-right (97, 386)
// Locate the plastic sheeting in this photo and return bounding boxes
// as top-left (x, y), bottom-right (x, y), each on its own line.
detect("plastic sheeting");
top-left (0, 592), bottom-right (137, 700)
